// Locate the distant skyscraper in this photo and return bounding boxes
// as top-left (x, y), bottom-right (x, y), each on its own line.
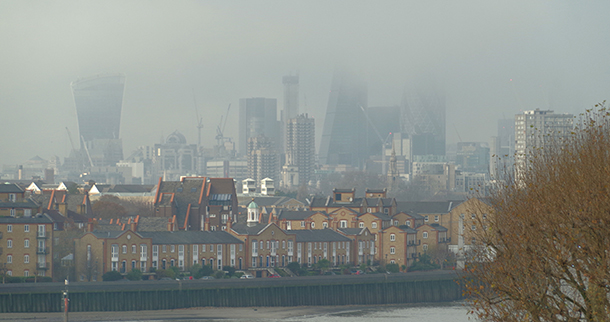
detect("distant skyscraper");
top-left (319, 69), bottom-right (368, 167)
top-left (238, 98), bottom-right (279, 156)
top-left (514, 109), bottom-right (573, 175)
top-left (71, 74), bottom-right (126, 166)
top-left (282, 75), bottom-right (299, 123)
top-left (490, 119), bottom-right (515, 179)
top-left (401, 80), bottom-right (446, 157)
top-left (283, 114), bottom-right (315, 188)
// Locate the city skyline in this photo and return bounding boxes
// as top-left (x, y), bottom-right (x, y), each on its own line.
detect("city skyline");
top-left (1, 1), bottom-right (610, 168)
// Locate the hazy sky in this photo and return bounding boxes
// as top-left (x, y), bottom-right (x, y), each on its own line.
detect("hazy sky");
top-left (1, 0), bottom-right (609, 166)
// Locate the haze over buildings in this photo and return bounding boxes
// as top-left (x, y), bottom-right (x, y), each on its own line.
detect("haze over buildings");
top-left (1, 1), bottom-right (609, 182)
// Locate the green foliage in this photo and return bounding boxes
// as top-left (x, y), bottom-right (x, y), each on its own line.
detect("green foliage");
top-left (316, 259), bottom-right (330, 271)
top-left (102, 270), bottom-right (123, 281)
top-left (386, 263), bottom-right (400, 273)
top-left (199, 265), bottom-right (214, 277)
top-left (126, 269), bottom-right (143, 281)
top-left (214, 270), bottom-right (225, 279)
top-left (287, 262), bottom-right (301, 273)
top-left (190, 264), bottom-right (202, 278)
top-left (222, 266), bottom-right (236, 277)
top-left (169, 266), bottom-right (180, 275)
top-left (155, 269), bottom-right (175, 279)
top-left (409, 253), bottom-right (440, 271)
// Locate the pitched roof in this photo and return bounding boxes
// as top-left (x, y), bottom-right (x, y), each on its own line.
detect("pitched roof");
top-left (230, 222), bottom-right (271, 235)
top-left (309, 196), bottom-right (364, 208)
top-left (0, 216), bottom-right (53, 224)
top-left (98, 184), bottom-right (156, 194)
top-left (291, 229), bottom-right (351, 242)
top-left (138, 231), bottom-right (243, 244)
top-left (365, 212), bottom-right (392, 221)
top-left (89, 230), bottom-right (128, 239)
top-left (396, 201), bottom-right (458, 214)
top-left (136, 217), bottom-right (170, 232)
top-left (276, 210), bottom-right (326, 220)
top-left (364, 198), bottom-right (394, 207)
top-left (337, 228), bottom-right (366, 236)
top-left (0, 183), bottom-right (24, 193)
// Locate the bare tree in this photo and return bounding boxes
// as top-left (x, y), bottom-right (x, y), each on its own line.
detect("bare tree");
top-left (463, 105), bottom-right (610, 321)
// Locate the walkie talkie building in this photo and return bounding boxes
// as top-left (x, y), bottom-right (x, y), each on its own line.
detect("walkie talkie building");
top-left (71, 74), bottom-right (126, 166)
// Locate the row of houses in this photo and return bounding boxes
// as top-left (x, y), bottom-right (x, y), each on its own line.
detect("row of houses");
top-left (0, 179), bottom-right (491, 281)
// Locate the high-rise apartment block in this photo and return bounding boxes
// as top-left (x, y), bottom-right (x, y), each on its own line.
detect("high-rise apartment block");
top-left (247, 136), bottom-right (278, 184)
top-left (319, 69), bottom-right (368, 168)
top-left (514, 109), bottom-right (573, 174)
top-left (282, 114), bottom-right (315, 188)
top-left (238, 98), bottom-right (279, 157)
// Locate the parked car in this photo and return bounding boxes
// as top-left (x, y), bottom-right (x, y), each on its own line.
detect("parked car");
top-left (240, 274), bottom-right (254, 279)
top-left (200, 276), bottom-right (215, 280)
top-left (267, 274), bottom-right (281, 278)
top-left (350, 269), bottom-right (363, 275)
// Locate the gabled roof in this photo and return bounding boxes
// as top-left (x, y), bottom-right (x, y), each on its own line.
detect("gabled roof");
top-left (94, 184), bottom-right (155, 194)
top-left (396, 201), bottom-right (459, 214)
top-left (393, 211), bottom-right (424, 220)
top-left (0, 199), bottom-right (39, 209)
top-left (139, 231), bottom-right (243, 245)
top-left (364, 198), bottom-right (394, 207)
top-left (291, 229), bottom-right (351, 242)
top-left (363, 212), bottom-right (392, 221)
top-left (0, 216), bottom-right (53, 224)
top-left (89, 230), bottom-right (131, 239)
top-left (276, 210), bottom-right (326, 220)
top-left (230, 222), bottom-right (272, 236)
top-left (309, 196), bottom-right (364, 208)
top-left (0, 183), bottom-right (24, 193)
top-left (337, 227), bottom-right (366, 236)
top-left (428, 223), bottom-right (448, 232)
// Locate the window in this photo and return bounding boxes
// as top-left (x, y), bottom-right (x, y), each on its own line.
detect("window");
top-left (423, 232), bottom-right (428, 239)
top-left (132, 245), bottom-right (137, 254)
top-left (340, 220), bottom-right (347, 228)
top-left (424, 216), bottom-right (429, 222)
top-left (267, 241), bottom-right (270, 250)
top-left (359, 222), bottom-right (364, 228)
top-left (406, 221), bottom-right (411, 227)
top-left (24, 239), bottom-right (29, 248)
top-left (24, 270), bottom-right (29, 277)
top-left (371, 222), bottom-right (377, 229)
top-left (434, 215), bottom-right (439, 222)
top-left (301, 221), bottom-right (305, 228)
top-left (25, 209), bottom-right (31, 217)
top-left (471, 237), bottom-right (476, 244)
top-left (171, 245), bottom-right (175, 253)
top-left (162, 245), bottom-right (167, 253)
top-left (239, 244), bottom-right (243, 251)
top-left (311, 222), bottom-right (315, 229)
top-left (483, 214), bottom-right (487, 220)
top-left (24, 225), bottom-right (30, 232)
top-left (390, 247), bottom-right (395, 254)
top-left (259, 241), bottom-right (263, 250)
top-left (423, 244), bottom-right (428, 251)
top-left (471, 214), bottom-right (476, 220)
top-left (7, 239), bottom-right (12, 248)
top-left (471, 225), bottom-right (476, 231)
top-left (10, 209), bottom-right (15, 217)
top-left (390, 234), bottom-right (395, 241)
top-left (7, 225), bottom-right (12, 233)
top-left (6, 271), bottom-right (11, 276)
top-left (384, 208), bottom-right (389, 213)
top-left (323, 222), bottom-right (328, 228)
top-left (8, 194), bottom-right (16, 202)
top-left (24, 255), bottom-right (29, 264)
top-left (122, 245), bottom-right (127, 254)
top-left (282, 240), bottom-right (286, 249)
top-left (7, 255), bottom-right (12, 263)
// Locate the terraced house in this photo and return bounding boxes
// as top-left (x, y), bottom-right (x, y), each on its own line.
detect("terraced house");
top-left (0, 216), bottom-right (54, 278)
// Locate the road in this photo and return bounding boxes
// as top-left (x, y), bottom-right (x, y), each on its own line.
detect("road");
top-left (0, 270), bottom-right (461, 294)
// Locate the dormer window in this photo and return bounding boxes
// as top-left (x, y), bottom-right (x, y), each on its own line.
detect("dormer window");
top-left (8, 194), bottom-right (16, 202)
top-left (335, 194), bottom-right (341, 201)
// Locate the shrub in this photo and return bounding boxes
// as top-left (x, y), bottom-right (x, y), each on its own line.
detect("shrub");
top-left (155, 269), bottom-right (175, 279)
top-left (102, 271), bottom-right (123, 281)
top-left (199, 265), bottom-right (214, 277)
top-left (386, 263), bottom-right (400, 273)
top-left (222, 266), bottom-right (236, 277)
top-left (126, 269), bottom-right (143, 281)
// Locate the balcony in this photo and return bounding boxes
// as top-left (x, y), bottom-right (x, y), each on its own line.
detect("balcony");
top-left (407, 240), bottom-right (421, 246)
top-left (36, 232), bottom-right (48, 239)
top-left (439, 237), bottom-right (451, 244)
top-left (36, 247), bottom-right (49, 255)
top-left (36, 262), bottom-right (50, 270)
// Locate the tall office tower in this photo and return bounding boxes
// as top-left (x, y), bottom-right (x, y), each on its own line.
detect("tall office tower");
top-left (514, 109), bottom-right (573, 175)
top-left (282, 75), bottom-right (299, 124)
top-left (280, 75), bottom-right (299, 156)
top-left (319, 69), bottom-right (368, 167)
top-left (283, 114), bottom-right (315, 188)
top-left (455, 142), bottom-right (490, 173)
top-left (71, 74), bottom-right (126, 166)
top-left (401, 80), bottom-right (446, 157)
top-left (490, 119), bottom-right (515, 179)
top-left (247, 135), bottom-right (278, 184)
top-left (367, 105), bottom-right (401, 156)
top-left (238, 98), bottom-right (279, 156)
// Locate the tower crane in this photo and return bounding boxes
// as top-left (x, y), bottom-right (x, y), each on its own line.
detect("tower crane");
top-left (215, 103), bottom-right (231, 147)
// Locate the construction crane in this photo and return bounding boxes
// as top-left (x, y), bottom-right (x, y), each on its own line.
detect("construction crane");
top-left (192, 88), bottom-right (203, 147)
top-left (65, 127), bottom-right (77, 154)
top-left (215, 103), bottom-right (231, 148)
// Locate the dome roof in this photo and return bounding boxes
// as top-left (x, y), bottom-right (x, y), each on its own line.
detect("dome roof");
top-left (247, 200), bottom-right (258, 209)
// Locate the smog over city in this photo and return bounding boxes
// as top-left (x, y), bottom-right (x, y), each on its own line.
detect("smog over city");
top-left (1, 1), bottom-right (609, 167)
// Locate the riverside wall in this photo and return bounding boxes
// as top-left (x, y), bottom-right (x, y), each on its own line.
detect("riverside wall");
top-left (0, 278), bottom-right (463, 313)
